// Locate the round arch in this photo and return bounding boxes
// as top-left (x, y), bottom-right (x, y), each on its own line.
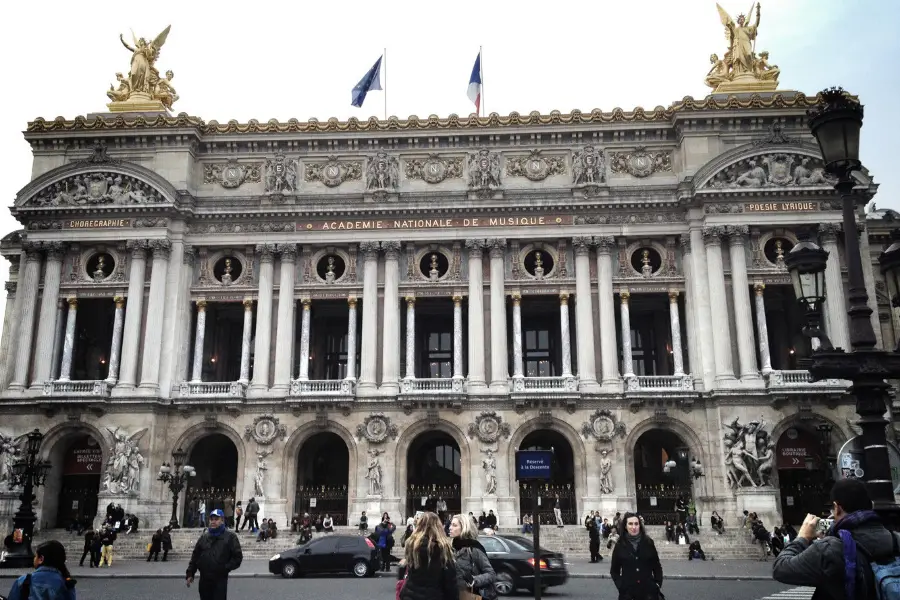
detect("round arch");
top-left (769, 412), bottom-right (849, 456)
top-left (172, 422), bottom-right (247, 511)
top-left (622, 416), bottom-right (710, 501)
top-left (38, 421), bottom-right (109, 530)
top-left (282, 420), bottom-right (359, 522)
top-left (507, 417), bottom-right (588, 524)
top-left (394, 419), bottom-right (471, 515)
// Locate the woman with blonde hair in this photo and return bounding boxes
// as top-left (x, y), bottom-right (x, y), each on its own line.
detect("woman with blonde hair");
top-left (450, 513), bottom-right (497, 599)
top-left (396, 511), bottom-right (458, 600)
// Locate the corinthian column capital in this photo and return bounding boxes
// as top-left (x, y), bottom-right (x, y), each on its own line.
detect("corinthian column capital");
top-left (486, 238), bottom-right (506, 259)
top-left (702, 226), bottom-right (725, 246)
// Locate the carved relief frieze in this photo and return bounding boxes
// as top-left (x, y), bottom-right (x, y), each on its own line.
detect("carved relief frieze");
top-left (263, 153), bottom-right (298, 195)
top-left (505, 150), bottom-right (566, 181)
top-left (356, 413), bottom-right (398, 444)
top-left (305, 157), bottom-right (363, 188)
top-left (244, 414), bottom-right (287, 445)
top-left (405, 154), bottom-right (463, 184)
top-left (704, 203), bottom-right (744, 214)
top-left (28, 172), bottom-right (167, 206)
top-left (365, 151), bottom-right (400, 193)
top-left (581, 409), bottom-right (627, 443)
top-left (609, 148), bottom-right (672, 178)
top-left (702, 152), bottom-right (836, 189)
top-left (467, 411), bottom-right (511, 444)
top-left (574, 212), bottom-right (686, 225)
top-left (572, 145), bottom-right (606, 194)
top-left (467, 148), bottom-right (501, 197)
top-left (204, 161), bottom-right (262, 189)
top-left (186, 222), bottom-right (295, 234)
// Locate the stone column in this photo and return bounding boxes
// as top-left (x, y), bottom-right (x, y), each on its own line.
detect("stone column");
top-left (594, 236), bottom-right (620, 386)
top-left (357, 243), bottom-right (380, 392)
top-left (703, 227), bottom-right (736, 382)
top-left (559, 293), bottom-right (573, 377)
top-left (10, 244), bottom-right (42, 390)
top-left (572, 237), bottom-right (598, 390)
top-left (754, 283), bottom-right (773, 373)
top-left (381, 241), bottom-right (402, 394)
top-left (116, 240), bottom-right (148, 390)
top-left (273, 244), bottom-right (297, 390)
top-left (726, 226), bottom-right (760, 380)
top-left (1, 254), bottom-right (25, 389)
top-left (32, 242), bottom-right (65, 385)
top-left (820, 224), bottom-right (850, 350)
top-left (50, 299), bottom-right (66, 381)
top-left (345, 297), bottom-right (358, 381)
top-left (464, 240), bottom-right (487, 392)
top-left (139, 240), bottom-right (170, 390)
top-left (487, 239), bottom-right (509, 391)
top-left (858, 222), bottom-right (883, 348)
top-left (251, 244), bottom-right (276, 391)
top-left (105, 296), bottom-right (126, 384)
top-left (238, 299), bottom-right (254, 384)
top-left (681, 238), bottom-right (703, 388)
top-left (297, 299), bottom-right (311, 381)
top-left (404, 297), bottom-right (416, 380)
top-left (190, 300), bottom-right (207, 382)
top-left (689, 229), bottom-right (716, 390)
top-left (453, 295), bottom-right (464, 383)
top-left (668, 290), bottom-right (684, 376)
top-left (620, 291), bottom-right (634, 378)
top-left (57, 297), bottom-right (78, 382)
top-left (511, 292), bottom-right (524, 381)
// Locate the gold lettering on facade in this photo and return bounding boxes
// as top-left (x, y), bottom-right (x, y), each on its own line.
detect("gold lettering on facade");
top-left (744, 202), bottom-right (818, 212)
top-left (301, 214), bottom-right (568, 232)
top-left (66, 219), bottom-right (131, 229)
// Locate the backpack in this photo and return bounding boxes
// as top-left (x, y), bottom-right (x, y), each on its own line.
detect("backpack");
top-left (19, 574), bottom-right (30, 599)
top-left (855, 533), bottom-right (900, 600)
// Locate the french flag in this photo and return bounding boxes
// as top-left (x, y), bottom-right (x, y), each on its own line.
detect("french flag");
top-left (467, 51), bottom-right (483, 115)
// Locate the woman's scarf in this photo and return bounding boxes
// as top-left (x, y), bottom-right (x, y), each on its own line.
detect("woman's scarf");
top-left (626, 531), bottom-right (642, 552)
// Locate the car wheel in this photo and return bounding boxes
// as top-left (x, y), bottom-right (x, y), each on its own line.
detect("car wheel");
top-left (352, 559), bottom-right (370, 578)
top-left (281, 560), bottom-right (299, 579)
top-left (494, 571), bottom-right (515, 596)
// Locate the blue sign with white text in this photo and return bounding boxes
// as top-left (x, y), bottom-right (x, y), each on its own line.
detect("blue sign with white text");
top-left (516, 450), bottom-right (553, 481)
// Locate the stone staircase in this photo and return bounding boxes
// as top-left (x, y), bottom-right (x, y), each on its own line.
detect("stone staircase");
top-left (35, 525), bottom-right (764, 561)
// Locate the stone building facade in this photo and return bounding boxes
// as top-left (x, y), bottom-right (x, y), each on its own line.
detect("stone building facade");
top-left (1, 92), bottom-right (898, 531)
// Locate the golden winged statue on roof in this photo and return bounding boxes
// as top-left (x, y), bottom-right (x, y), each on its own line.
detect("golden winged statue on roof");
top-left (107, 25), bottom-right (178, 111)
top-left (705, 3), bottom-right (780, 93)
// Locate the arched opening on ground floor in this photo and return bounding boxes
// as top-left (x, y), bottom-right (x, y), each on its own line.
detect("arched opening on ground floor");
top-left (406, 432), bottom-right (461, 520)
top-left (633, 429), bottom-right (692, 524)
top-left (43, 433), bottom-right (103, 529)
top-left (183, 433), bottom-right (238, 525)
top-left (518, 429), bottom-right (577, 525)
top-left (294, 432), bottom-right (349, 525)
top-left (776, 425), bottom-right (832, 524)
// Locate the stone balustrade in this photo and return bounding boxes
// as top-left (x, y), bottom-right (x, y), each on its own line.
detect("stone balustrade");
top-left (42, 380), bottom-right (111, 398)
top-left (178, 381), bottom-right (247, 399)
top-left (288, 379), bottom-right (355, 397)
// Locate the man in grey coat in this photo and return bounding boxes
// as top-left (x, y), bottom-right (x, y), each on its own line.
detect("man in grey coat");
top-left (773, 478), bottom-right (899, 600)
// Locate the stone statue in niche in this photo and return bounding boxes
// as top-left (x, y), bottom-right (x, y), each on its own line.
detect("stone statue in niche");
top-left (325, 256), bottom-right (336, 283)
top-left (598, 449), bottom-right (614, 494)
top-left (103, 427), bottom-right (147, 495)
top-left (722, 416), bottom-right (772, 488)
top-left (93, 256), bottom-right (110, 281)
top-left (774, 240), bottom-right (786, 270)
top-left (482, 447), bottom-right (498, 495)
top-left (366, 448), bottom-right (384, 496)
top-left (429, 254), bottom-right (439, 281)
top-left (254, 448), bottom-right (272, 497)
top-left (641, 250), bottom-right (653, 278)
top-left (221, 258), bottom-right (234, 285)
top-left (533, 251), bottom-right (545, 279)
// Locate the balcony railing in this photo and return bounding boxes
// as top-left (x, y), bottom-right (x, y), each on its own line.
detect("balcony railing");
top-left (765, 370), bottom-right (850, 389)
top-left (42, 380), bottom-right (111, 398)
top-left (289, 379), bottom-right (355, 397)
top-left (625, 374), bottom-right (695, 392)
top-left (400, 377), bottom-right (464, 394)
top-left (511, 376), bottom-right (578, 392)
top-left (178, 381), bottom-right (247, 399)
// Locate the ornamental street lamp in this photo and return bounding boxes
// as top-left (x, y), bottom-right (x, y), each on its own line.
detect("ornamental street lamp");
top-left (792, 87), bottom-right (900, 523)
top-left (785, 232), bottom-right (831, 348)
top-left (157, 447), bottom-right (195, 529)
top-left (0, 429), bottom-right (52, 568)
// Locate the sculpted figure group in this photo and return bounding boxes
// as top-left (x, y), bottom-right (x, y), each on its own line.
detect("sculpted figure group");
top-left (722, 417), bottom-right (775, 488)
top-left (107, 25), bottom-right (179, 109)
top-left (705, 3), bottom-right (780, 91)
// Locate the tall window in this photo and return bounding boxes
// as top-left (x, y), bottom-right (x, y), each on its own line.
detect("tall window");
top-left (324, 327), bottom-right (348, 380)
top-left (524, 327), bottom-right (555, 377)
top-left (630, 322), bottom-right (658, 376)
top-left (426, 331), bottom-right (452, 378)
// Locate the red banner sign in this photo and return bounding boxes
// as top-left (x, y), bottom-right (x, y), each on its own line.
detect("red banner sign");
top-left (63, 445), bottom-right (103, 476)
top-left (777, 428), bottom-right (820, 470)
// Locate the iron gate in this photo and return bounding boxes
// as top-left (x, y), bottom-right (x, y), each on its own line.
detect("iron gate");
top-left (295, 485), bottom-right (348, 525)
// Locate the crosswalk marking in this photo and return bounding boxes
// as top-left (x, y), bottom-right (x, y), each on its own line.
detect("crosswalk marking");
top-left (756, 587), bottom-right (815, 600)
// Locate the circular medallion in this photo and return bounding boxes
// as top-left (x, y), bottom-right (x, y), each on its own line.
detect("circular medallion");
top-left (523, 157), bottom-right (550, 181)
top-left (422, 159), bottom-right (447, 184)
top-left (479, 418), bottom-right (499, 439)
top-left (367, 419), bottom-right (387, 440)
top-left (592, 416), bottom-right (615, 439)
top-left (323, 164), bottom-right (342, 187)
top-left (627, 153), bottom-right (653, 178)
top-left (221, 165), bottom-right (244, 188)
top-left (786, 428), bottom-right (799, 440)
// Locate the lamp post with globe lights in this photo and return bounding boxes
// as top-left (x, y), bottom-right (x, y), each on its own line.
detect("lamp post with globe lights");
top-left (0, 429), bottom-right (52, 568)
top-left (784, 87), bottom-right (900, 523)
top-left (157, 447), bottom-right (195, 529)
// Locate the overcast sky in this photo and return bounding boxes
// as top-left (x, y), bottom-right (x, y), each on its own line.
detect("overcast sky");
top-left (0, 0), bottom-right (898, 313)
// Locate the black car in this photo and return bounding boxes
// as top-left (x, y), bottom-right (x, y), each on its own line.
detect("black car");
top-left (269, 534), bottom-right (379, 578)
top-left (479, 534), bottom-right (568, 596)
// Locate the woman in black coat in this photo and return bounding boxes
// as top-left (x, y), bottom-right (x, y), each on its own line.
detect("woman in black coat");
top-left (610, 512), bottom-right (663, 600)
top-left (587, 517), bottom-right (602, 563)
top-left (397, 511), bottom-right (458, 600)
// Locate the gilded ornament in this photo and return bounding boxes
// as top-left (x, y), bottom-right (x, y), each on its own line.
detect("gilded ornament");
top-left (706, 4), bottom-right (780, 93)
top-left (405, 155), bottom-right (463, 184)
top-left (609, 148), bottom-right (672, 178)
top-left (204, 161), bottom-right (263, 189)
top-left (107, 25), bottom-right (179, 112)
top-left (505, 150), bottom-right (566, 182)
top-left (305, 157), bottom-right (362, 188)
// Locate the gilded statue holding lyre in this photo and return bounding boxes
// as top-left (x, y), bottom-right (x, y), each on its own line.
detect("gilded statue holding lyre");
top-left (706, 3), bottom-right (780, 93)
top-left (106, 25), bottom-right (179, 112)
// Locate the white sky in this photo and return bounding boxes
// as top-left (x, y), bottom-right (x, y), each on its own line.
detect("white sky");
top-left (0, 0), bottom-right (898, 320)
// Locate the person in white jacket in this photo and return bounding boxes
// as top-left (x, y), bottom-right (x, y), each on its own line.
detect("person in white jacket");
top-left (198, 499), bottom-right (207, 528)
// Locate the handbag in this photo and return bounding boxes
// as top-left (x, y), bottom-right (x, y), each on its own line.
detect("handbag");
top-left (395, 568), bottom-right (408, 600)
top-left (146, 542), bottom-right (152, 552)
top-left (678, 535), bottom-right (686, 545)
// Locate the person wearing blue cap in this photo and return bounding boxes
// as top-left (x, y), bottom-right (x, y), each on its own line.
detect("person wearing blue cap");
top-left (186, 508), bottom-right (243, 599)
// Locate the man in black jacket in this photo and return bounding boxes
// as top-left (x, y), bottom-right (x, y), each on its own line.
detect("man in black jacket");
top-left (186, 509), bottom-right (243, 600)
top-left (773, 478), bottom-right (900, 600)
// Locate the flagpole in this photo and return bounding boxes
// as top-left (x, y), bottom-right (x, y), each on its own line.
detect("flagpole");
top-left (479, 45), bottom-right (484, 118)
top-left (383, 48), bottom-right (388, 121)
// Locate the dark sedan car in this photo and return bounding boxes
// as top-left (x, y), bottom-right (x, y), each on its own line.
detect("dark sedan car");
top-left (479, 534), bottom-right (568, 596)
top-left (269, 534), bottom-right (379, 578)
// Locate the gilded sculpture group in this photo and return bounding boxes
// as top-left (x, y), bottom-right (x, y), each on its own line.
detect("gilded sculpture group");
top-left (106, 4), bottom-right (782, 114)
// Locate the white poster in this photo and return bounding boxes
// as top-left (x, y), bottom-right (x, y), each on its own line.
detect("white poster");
top-left (786, 496), bottom-right (794, 506)
top-left (649, 497), bottom-right (657, 507)
top-left (309, 498), bottom-right (317, 508)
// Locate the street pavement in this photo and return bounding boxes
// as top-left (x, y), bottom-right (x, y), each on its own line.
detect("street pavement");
top-left (0, 575), bottom-right (808, 600)
top-left (0, 556), bottom-right (777, 580)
